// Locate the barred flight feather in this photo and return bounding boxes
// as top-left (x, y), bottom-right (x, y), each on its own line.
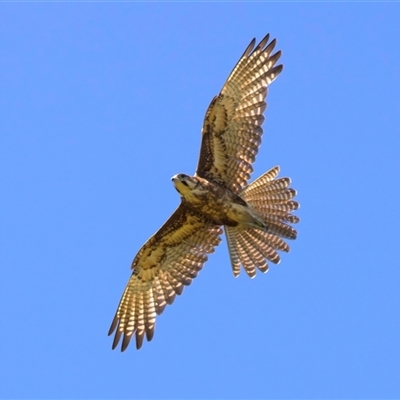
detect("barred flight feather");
top-left (224, 165), bottom-right (299, 277)
top-left (241, 230), bottom-right (270, 270)
top-left (242, 229), bottom-right (280, 264)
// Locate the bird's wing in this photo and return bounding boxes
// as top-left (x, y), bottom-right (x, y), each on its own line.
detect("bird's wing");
top-left (196, 34), bottom-right (282, 193)
top-left (108, 203), bottom-right (222, 351)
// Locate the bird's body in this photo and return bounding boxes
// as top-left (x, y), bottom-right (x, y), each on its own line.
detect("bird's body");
top-left (109, 34), bottom-right (300, 351)
top-left (172, 174), bottom-right (264, 229)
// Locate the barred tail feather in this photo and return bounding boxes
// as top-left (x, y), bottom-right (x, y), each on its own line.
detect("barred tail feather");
top-left (225, 166), bottom-right (299, 277)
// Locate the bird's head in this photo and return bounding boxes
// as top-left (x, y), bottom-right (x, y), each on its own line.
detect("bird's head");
top-left (171, 174), bottom-right (200, 197)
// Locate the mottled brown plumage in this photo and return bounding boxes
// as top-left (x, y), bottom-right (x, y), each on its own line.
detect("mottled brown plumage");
top-left (108, 34), bottom-right (299, 351)
top-left (197, 34), bottom-right (282, 193)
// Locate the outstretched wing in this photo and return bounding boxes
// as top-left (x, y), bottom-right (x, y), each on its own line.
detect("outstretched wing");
top-left (196, 34), bottom-right (283, 193)
top-left (108, 204), bottom-right (222, 351)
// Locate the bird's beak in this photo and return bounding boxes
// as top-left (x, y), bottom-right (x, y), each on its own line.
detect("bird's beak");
top-left (171, 174), bottom-right (179, 182)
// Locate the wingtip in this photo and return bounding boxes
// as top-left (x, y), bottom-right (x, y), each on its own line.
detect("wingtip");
top-left (255, 33), bottom-right (271, 53)
top-left (243, 37), bottom-right (257, 58)
top-left (146, 326), bottom-right (155, 342)
top-left (121, 333), bottom-right (133, 352)
top-left (135, 330), bottom-right (144, 350)
top-left (108, 315), bottom-right (118, 336)
top-left (112, 329), bottom-right (122, 350)
top-left (273, 64), bottom-right (284, 76)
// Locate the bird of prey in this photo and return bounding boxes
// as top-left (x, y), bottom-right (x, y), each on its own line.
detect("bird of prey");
top-left (108, 34), bottom-right (299, 351)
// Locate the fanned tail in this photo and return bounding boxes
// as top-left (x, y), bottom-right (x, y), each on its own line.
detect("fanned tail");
top-left (225, 166), bottom-right (299, 278)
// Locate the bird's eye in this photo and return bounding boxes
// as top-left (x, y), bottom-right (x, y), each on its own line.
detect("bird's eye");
top-left (181, 180), bottom-right (188, 187)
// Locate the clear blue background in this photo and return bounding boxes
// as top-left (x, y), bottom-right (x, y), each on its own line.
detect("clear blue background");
top-left (1, 3), bottom-right (399, 399)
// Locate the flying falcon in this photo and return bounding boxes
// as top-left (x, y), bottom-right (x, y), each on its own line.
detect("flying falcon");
top-left (109, 34), bottom-right (299, 351)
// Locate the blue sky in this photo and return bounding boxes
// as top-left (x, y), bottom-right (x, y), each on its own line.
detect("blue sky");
top-left (1, 3), bottom-right (399, 399)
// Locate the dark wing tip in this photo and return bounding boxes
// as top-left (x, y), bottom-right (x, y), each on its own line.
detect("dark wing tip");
top-left (109, 316), bottom-right (128, 351)
top-left (156, 302), bottom-right (167, 315)
top-left (108, 315), bottom-right (118, 336)
top-left (243, 37), bottom-right (256, 58)
top-left (245, 34), bottom-right (275, 59)
top-left (174, 283), bottom-right (184, 296)
top-left (166, 292), bottom-right (176, 305)
top-left (135, 330), bottom-right (144, 350)
top-left (146, 326), bottom-right (155, 342)
top-left (121, 332), bottom-right (133, 352)
top-left (270, 50), bottom-right (282, 65)
top-left (253, 33), bottom-right (270, 53)
top-left (270, 64), bottom-right (284, 80)
top-left (112, 328), bottom-right (122, 350)
top-left (268, 37), bottom-right (277, 49)
top-left (274, 64), bottom-right (284, 74)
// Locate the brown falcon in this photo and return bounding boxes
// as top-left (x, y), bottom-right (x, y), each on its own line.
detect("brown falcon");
top-left (108, 34), bottom-right (299, 351)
